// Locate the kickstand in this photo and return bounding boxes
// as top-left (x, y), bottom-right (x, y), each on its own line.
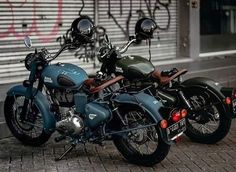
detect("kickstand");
top-left (55, 144), bottom-right (76, 161)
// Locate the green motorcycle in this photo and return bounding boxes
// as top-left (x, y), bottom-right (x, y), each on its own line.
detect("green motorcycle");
top-left (96, 17), bottom-right (235, 144)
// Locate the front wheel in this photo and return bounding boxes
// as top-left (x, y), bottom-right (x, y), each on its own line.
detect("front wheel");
top-left (113, 107), bottom-right (170, 166)
top-left (4, 95), bottom-right (51, 146)
top-left (183, 86), bottom-right (231, 144)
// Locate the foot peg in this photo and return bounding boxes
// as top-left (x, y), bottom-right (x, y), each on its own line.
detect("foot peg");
top-left (55, 144), bottom-right (76, 161)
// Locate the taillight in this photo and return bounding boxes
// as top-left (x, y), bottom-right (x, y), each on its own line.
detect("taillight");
top-left (234, 91), bottom-right (236, 99)
top-left (226, 97), bottom-right (231, 105)
top-left (160, 120), bottom-right (168, 129)
top-left (172, 111), bottom-right (181, 122)
top-left (180, 109), bottom-right (187, 118)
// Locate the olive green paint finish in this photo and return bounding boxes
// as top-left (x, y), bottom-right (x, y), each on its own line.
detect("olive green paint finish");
top-left (116, 55), bottom-right (155, 80)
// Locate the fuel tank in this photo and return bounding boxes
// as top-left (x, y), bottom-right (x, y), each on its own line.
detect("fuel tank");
top-left (41, 63), bottom-right (88, 89)
top-left (115, 55), bottom-right (155, 80)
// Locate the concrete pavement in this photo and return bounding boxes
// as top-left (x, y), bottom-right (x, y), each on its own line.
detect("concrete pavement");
top-left (0, 120), bottom-right (235, 172)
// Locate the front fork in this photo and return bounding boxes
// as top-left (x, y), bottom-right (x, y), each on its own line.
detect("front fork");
top-left (20, 64), bottom-right (37, 121)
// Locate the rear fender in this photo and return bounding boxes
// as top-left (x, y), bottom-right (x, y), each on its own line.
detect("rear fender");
top-left (113, 92), bottom-right (163, 123)
top-left (113, 92), bottom-right (174, 144)
top-left (7, 85), bottom-right (56, 133)
top-left (182, 77), bottom-right (235, 118)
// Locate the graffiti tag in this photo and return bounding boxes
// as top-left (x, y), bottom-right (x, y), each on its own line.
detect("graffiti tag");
top-left (0, 0), bottom-right (63, 42)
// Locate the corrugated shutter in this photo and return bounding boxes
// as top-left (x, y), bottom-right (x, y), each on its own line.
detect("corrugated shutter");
top-left (0, 0), bottom-right (177, 84)
top-left (98, 0), bottom-right (177, 65)
top-left (0, 0), bottom-right (95, 84)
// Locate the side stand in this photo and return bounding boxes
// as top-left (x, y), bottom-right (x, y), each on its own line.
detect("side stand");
top-left (55, 144), bottom-right (76, 161)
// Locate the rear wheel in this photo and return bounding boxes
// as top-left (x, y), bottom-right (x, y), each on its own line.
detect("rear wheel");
top-left (184, 87), bottom-right (231, 144)
top-left (4, 95), bottom-right (51, 146)
top-left (113, 107), bottom-right (170, 166)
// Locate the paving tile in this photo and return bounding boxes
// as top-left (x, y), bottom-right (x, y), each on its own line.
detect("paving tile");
top-left (0, 120), bottom-right (235, 172)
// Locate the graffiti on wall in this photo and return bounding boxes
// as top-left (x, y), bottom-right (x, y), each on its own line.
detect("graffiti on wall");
top-left (0, 0), bottom-right (63, 42)
top-left (57, 25), bottom-right (106, 64)
top-left (108, 0), bottom-right (172, 37)
top-left (57, 0), bottom-right (172, 65)
top-left (57, 0), bottom-right (107, 64)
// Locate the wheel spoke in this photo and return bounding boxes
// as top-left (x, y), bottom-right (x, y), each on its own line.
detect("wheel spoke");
top-left (23, 121), bottom-right (44, 129)
top-left (145, 140), bottom-right (155, 154)
top-left (129, 139), bottom-right (142, 155)
top-left (187, 91), bottom-right (223, 135)
top-left (11, 96), bottom-right (44, 137)
top-left (123, 111), bottom-right (158, 155)
top-left (200, 124), bottom-right (213, 133)
top-left (205, 122), bottom-right (218, 126)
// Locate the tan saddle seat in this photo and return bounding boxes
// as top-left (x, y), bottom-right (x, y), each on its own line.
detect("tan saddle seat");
top-left (152, 69), bottom-right (188, 85)
top-left (84, 75), bottom-right (124, 94)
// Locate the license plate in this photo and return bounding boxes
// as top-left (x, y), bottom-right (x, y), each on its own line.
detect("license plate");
top-left (232, 99), bottom-right (236, 114)
top-left (166, 118), bottom-right (186, 141)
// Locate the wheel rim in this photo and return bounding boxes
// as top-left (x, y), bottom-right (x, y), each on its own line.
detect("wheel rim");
top-left (11, 96), bottom-right (44, 138)
top-left (123, 110), bottom-right (159, 155)
top-left (187, 91), bottom-right (221, 135)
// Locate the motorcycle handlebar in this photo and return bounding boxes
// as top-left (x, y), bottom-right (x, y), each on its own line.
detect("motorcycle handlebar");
top-left (118, 38), bottom-right (137, 54)
top-left (47, 43), bottom-right (77, 62)
top-left (98, 37), bottom-right (136, 61)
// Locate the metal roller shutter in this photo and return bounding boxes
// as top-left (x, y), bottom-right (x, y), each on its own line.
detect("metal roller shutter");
top-left (0, 0), bottom-right (94, 84)
top-left (0, 0), bottom-right (178, 84)
top-left (98, 0), bottom-right (178, 65)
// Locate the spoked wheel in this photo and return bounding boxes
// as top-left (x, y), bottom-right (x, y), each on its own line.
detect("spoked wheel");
top-left (184, 87), bottom-right (231, 144)
top-left (113, 107), bottom-right (170, 166)
top-left (4, 95), bottom-right (51, 146)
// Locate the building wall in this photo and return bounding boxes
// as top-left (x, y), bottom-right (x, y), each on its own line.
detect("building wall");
top-left (0, 0), bottom-right (178, 84)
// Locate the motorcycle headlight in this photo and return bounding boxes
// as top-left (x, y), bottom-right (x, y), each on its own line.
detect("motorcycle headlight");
top-left (24, 53), bottom-right (35, 71)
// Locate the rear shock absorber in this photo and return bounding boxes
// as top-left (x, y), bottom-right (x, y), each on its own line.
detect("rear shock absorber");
top-left (178, 90), bottom-right (193, 110)
top-left (156, 90), bottom-right (176, 105)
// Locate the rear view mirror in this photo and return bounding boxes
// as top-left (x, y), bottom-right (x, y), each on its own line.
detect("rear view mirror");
top-left (104, 34), bottom-right (110, 44)
top-left (24, 36), bottom-right (32, 48)
top-left (103, 34), bottom-right (112, 48)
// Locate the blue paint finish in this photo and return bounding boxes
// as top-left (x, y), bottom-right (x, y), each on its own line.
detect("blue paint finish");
top-left (84, 102), bottom-right (111, 128)
top-left (7, 85), bottom-right (56, 133)
top-left (113, 92), bottom-right (163, 123)
top-left (74, 93), bottom-right (88, 114)
top-left (41, 63), bottom-right (88, 89)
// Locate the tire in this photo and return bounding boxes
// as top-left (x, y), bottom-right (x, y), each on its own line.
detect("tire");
top-left (4, 95), bottom-right (51, 146)
top-left (184, 86), bottom-right (231, 144)
top-left (113, 106), bottom-right (170, 166)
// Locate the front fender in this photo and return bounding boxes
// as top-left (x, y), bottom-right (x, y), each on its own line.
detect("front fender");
top-left (7, 85), bottom-right (56, 133)
top-left (182, 77), bottom-right (234, 118)
top-left (113, 92), bottom-right (163, 123)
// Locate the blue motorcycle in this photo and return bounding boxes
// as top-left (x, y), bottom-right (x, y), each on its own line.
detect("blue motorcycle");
top-left (4, 16), bottom-right (186, 166)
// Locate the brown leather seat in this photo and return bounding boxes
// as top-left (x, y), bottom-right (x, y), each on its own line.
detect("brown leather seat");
top-left (84, 76), bottom-right (124, 93)
top-left (152, 69), bottom-right (188, 85)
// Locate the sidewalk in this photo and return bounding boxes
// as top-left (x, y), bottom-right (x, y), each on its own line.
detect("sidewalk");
top-left (0, 120), bottom-right (235, 172)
